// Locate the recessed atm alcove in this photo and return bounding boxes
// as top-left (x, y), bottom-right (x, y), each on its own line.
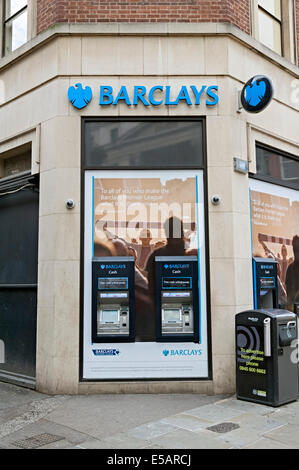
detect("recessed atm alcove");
top-left (92, 257), bottom-right (135, 343)
top-left (252, 257), bottom-right (278, 309)
top-left (155, 256), bottom-right (200, 343)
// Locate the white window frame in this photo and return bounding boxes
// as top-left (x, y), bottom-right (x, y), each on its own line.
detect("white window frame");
top-left (251, 0), bottom-right (297, 64)
top-left (1, 0), bottom-right (36, 57)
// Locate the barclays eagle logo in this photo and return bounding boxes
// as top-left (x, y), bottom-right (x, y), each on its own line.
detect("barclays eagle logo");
top-left (68, 83), bottom-right (92, 109)
top-left (243, 78), bottom-right (266, 107)
top-left (163, 350), bottom-right (169, 356)
top-left (241, 75), bottom-right (273, 114)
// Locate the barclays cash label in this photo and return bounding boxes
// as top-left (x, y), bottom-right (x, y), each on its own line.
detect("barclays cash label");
top-left (68, 84), bottom-right (219, 109)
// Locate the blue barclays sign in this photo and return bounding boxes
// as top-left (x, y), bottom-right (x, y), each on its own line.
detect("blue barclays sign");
top-left (241, 75), bottom-right (273, 113)
top-left (163, 348), bottom-right (202, 357)
top-left (67, 83), bottom-right (219, 109)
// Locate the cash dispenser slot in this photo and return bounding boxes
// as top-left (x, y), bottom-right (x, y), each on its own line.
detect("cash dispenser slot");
top-left (92, 257), bottom-right (135, 343)
top-left (155, 256), bottom-right (199, 343)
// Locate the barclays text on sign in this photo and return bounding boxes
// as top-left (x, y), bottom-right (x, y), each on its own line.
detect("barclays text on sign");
top-left (68, 84), bottom-right (219, 109)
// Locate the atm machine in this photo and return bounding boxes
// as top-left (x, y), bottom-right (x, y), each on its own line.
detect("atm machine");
top-left (252, 257), bottom-right (278, 310)
top-left (155, 256), bottom-right (199, 343)
top-left (92, 257), bottom-right (135, 343)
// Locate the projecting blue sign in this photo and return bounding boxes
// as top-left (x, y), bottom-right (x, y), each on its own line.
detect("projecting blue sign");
top-left (241, 75), bottom-right (273, 113)
top-left (67, 84), bottom-right (219, 109)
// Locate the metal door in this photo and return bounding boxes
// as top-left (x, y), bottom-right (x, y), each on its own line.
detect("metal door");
top-left (0, 174), bottom-right (39, 388)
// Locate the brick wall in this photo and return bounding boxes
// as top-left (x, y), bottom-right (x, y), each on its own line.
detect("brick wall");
top-left (37, 0), bottom-right (251, 35)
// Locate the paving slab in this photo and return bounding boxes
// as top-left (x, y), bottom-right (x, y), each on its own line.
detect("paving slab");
top-left (271, 410), bottom-right (299, 426)
top-left (0, 417), bottom-right (91, 449)
top-left (0, 397), bottom-right (65, 426)
top-left (216, 426), bottom-right (269, 448)
top-left (128, 421), bottom-right (178, 440)
top-left (263, 424), bottom-right (299, 448)
top-left (185, 403), bottom-right (246, 423)
top-left (276, 400), bottom-right (299, 412)
top-left (77, 432), bottom-right (150, 449)
top-left (46, 394), bottom-right (223, 440)
top-left (0, 381), bottom-right (49, 410)
top-left (0, 396), bottom-right (68, 441)
top-left (216, 397), bottom-right (277, 416)
top-left (229, 412), bottom-right (286, 434)
top-left (244, 437), bottom-right (293, 449)
top-left (149, 428), bottom-right (233, 449)
top-left (160, 413), bottom-right (211, 431)
top-left (140, 444), bottom-right (166, 449)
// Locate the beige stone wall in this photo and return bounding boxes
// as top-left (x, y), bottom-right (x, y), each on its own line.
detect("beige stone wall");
top-left (0, 31), bottom-right (298, 394)
top-left (36, 116), bottom-right (81, 394)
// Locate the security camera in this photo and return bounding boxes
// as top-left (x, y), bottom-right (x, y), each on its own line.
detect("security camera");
top-left (211, 195), bottom-right (221, 206)
top-left (66, 199), bottom-right (75, 209)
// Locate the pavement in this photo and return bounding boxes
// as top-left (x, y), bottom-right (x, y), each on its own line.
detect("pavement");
top-left (0, 381), bottom-right (299, 449)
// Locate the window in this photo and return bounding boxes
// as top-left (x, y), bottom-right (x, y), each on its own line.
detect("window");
top-left (255, 144), bottom-right (299, 190)
top-left (257, 0), bottom-right (282, 54)
top-left (3, 0), bottom-right (28, 55)
top-left (0, 143), bottom-right (31, 180)
top-left (83, 119), bottom-right (204, 169)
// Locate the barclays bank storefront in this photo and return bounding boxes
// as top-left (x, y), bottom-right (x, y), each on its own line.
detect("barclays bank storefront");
top-left (0, 28), bottom-right (298, 394)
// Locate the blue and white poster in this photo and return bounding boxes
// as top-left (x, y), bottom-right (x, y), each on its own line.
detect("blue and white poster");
top-left (83, 170), bottom-right (209, 379)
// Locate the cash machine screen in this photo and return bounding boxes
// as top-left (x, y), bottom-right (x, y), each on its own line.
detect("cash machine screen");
top-left (100, 292), bottom-right (128, 299)
top-left (162, 292), bottom-right (191, 299)
top-left (101, 309), bottom-right (119, 324)
top-left (163, 308), bottom-right (182, 324)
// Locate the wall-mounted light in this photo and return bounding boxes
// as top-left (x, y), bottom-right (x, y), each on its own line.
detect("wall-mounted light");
top-left (234, 157), bottom-right (248, 175)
